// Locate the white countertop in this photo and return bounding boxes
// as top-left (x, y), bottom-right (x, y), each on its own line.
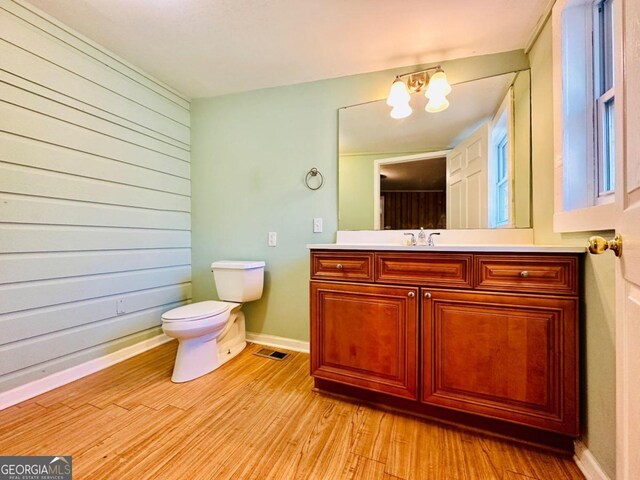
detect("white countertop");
top-left (306, 243), bottom-right (587, 253)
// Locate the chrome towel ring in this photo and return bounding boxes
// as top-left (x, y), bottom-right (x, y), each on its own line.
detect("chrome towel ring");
top-left (305, 167), bottom-right (324, 190)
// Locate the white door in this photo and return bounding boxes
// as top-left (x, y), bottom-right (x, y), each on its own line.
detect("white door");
top-left (446, 123), bottom-right (489, 228)
top-left (615, 1), bottom-right (640, 477)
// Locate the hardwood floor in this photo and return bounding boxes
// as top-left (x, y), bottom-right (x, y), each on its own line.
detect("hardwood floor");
top-left (0, 342), bottom-right (585, 480)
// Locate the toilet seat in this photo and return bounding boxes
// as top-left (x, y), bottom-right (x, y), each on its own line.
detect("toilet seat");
top-left (162, 301), bottom-right (230, 322)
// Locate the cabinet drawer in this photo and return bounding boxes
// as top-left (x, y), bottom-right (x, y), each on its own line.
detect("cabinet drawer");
top-left (475, 255), bottom-right (578, 295)
top-left (311, 252), bottom-right (374, 282)
top-left (375, 253), bottom-right (472, 289)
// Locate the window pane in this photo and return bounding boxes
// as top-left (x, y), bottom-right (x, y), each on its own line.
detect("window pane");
top-left (497, 182), bottom-right (508, 224)
top-left (603, 98), bottom-right (615, 193)
top-left (494, 137), bottom-right (509, 225)
top-left (596, 0), bottom-right (614, 94)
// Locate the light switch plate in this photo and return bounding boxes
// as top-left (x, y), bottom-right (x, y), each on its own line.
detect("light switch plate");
top-left (313, 217), bottom-right (323, 233)
top-left (268, 231), bottom-right (277, 246)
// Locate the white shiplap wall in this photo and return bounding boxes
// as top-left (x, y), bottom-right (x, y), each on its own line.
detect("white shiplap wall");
top-left (0, 0), bottom-right (191, 392)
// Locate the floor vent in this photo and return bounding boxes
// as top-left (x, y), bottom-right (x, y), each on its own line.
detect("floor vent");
top-left (254, 348), bottom-right (289, 361)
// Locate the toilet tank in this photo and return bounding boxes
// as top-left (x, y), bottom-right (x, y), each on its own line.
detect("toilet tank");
top-left (211, 261), bottom-right (265, 302)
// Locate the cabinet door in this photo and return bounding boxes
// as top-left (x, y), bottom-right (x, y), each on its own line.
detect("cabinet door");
top-left (421, 290), bottom-right (578, 436)
top-left (311, 281), bottom-right (418, 400)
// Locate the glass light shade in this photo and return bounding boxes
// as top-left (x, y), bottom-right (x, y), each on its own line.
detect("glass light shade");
top-left (425, 96), bottom-right (450, 113)
top-left (386, 79), bottom-right (410, 107)
top-left (424, 70), bottom-right (452, 99)
top-left (390, 102), bottom-right (412, 119)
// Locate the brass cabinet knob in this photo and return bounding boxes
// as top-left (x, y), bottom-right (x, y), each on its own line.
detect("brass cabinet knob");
top-left (408, 291), bottom-right (415, 298)
top-left (520, 271), bottom-right (529, 278)
top-left (336, 263), bottom-right (343, 269)
top-left (424, 292), bottom-right (432, 299)
top-left (588, 234), bottom-right (623, 257)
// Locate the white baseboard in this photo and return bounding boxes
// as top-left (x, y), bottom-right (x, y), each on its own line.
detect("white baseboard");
top-left (0, 333), bottom-right (173, 411)
top-left (246, 332), bottom-right (310, 353)
top-left (574, 440), bottom-right (611, 480)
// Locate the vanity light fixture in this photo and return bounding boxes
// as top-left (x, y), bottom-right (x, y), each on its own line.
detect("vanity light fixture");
top-left (386, 66), bottom-right (452, 118)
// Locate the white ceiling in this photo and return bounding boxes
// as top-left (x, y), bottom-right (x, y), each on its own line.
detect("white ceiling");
top-left (28, 0), bottom-right (549, 99)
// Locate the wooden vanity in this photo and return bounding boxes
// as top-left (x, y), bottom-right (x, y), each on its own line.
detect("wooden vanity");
top-left (309, 245), bottom-right (583, 449)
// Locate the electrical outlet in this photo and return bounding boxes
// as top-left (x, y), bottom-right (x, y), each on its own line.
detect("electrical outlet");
top-left (268, 231), bottom-right (277, 247)
top-left (313, 217), bottom-right (323, 233)
top-left (116, 298), bottom-right (127, 315)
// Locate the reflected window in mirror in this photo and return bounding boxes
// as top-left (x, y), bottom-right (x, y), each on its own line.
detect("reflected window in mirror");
top-left (489, 89), bottom-right (514, 228)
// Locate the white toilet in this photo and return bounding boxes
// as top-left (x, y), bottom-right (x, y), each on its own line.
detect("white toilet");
top-left (161, 260), bottom-right (265, 383)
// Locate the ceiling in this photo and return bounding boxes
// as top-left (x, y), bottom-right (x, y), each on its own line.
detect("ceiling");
top-left (28, 0), bottom-right (549, 99)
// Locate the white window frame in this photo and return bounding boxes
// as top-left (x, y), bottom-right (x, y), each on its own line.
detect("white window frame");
top-left (552, 0), bottom-right (622, 232)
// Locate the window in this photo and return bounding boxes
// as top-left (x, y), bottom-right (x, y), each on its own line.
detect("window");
top-left (594, 0), bottom-right (615, 200)
top-left (553, 0), bottom-right (619, 231)
top-left (489, 89), bottom-right (512, 228)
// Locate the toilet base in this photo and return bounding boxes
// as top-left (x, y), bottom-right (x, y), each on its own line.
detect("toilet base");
top-left (172, 333), bottom-right (220, 383)
top-left (170, 308), bottom-right (247, 383)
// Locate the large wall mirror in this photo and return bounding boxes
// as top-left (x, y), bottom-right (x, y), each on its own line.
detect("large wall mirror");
top-left (338, 69), bottom-right (531, 230)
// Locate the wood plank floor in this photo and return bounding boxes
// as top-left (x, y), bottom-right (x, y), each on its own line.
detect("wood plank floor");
top-left (0, 342), bottom-right (585, 480)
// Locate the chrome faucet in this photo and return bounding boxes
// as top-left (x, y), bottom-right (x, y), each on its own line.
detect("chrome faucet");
top-left (427, 232), bottom-right (441, 247)
top-left (403, 233), bottom-right (416, 246)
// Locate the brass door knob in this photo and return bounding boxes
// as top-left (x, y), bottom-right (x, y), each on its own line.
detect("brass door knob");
top-left (588, 234), bottom-right (622, 257)
top-left (408, 291), bottom-right (415, 298)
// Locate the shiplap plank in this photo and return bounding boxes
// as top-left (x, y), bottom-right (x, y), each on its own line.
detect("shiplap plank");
top-left (0, 101), bottom-right (190, 179)
top-left (0, 225), bottom-right (191, 253)
top-left (0, 284), bottom-right (191, 345)
top-left (0, 162), bottom-right (191, 212)
top-left (5, 0), bottom-right (190, 108)
top-left (0, 194), bottom-right (190, 230)
top-left (0, 249), bottom-right (191, 284)
top-left (0, 41), bottom-right (190, 145)
top-left (0, 266), bottom-right (191, 314)
top-left (0, 79), bottom-right (189, 161)
top-left (0, 327), bottom-right (163, 393)
top-left (0, 9), bottom-right (190, 125)
top-left (0, 304), bottom-right (183, 376)
top-left (0, 132), bottom-right (190, 196)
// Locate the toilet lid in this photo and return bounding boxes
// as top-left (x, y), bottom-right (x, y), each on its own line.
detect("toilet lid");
top-left (162, 301), bottom-right (230, 322)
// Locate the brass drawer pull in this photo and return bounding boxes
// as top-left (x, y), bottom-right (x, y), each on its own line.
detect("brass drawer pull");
top-left (520, 271), bottom-right (529, 278)
top-left (408, 291), bottom-right (415, 298)
top-left (424, 292), bottom-right (432, 299)
top-left (336, 264), bottom-right (343, 269)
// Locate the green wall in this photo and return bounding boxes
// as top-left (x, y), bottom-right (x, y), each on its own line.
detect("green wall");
top-left (191, 50), bottom-right (528, 340)
top-left (529, 20), bottom-right (616, 478)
